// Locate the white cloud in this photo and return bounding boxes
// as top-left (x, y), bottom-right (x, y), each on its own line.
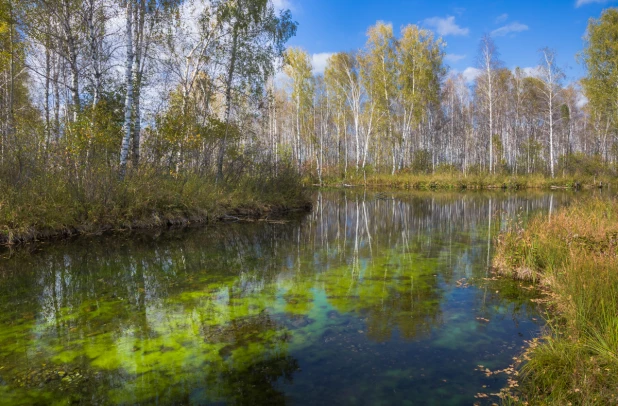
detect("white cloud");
top-left (521, 66), bottom-right (543, 78)
top-left (449, 67), bottom-right (482, 84)
top-left (312, 52), bottom-right (334, 75)
top-left (445, 54), bottom-right (466, 63)
top-left (462, 67), bottom-right (482, 83)
top-left (423, 16), bottom-right (469, 37)
top-left (575, 0), bottom-right (616, 7)
top-left (576, 94), bottom-right (588, 108)
top-left (491, 22), bottom-right (529, 37)
top-left (495, 13), bottom-right (509, 24)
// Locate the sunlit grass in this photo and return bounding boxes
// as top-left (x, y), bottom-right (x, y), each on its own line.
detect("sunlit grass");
top-left (315, 170), bottom-right (612, 191)
top-left (494, 197), bottom-right (618, 404)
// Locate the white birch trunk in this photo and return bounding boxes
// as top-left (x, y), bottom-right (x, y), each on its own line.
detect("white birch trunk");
top-left (119, 0), bottom-right (134, 179)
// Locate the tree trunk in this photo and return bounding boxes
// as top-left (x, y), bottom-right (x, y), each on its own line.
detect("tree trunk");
top-left (132, 0), bottom-right (146, 168)
top-left (217, 24), bottom-right (239, 182)
top-left (119, 0), bottom-right (134, 179)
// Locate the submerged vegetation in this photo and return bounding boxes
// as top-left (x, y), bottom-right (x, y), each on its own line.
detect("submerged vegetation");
top-left (0, 191), bottom-right (550, 405)
top-left (493, 198), bottom-right (618, 404)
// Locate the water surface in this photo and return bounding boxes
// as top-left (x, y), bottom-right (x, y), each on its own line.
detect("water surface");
top-left (0, 191), bottom-right (574, 405)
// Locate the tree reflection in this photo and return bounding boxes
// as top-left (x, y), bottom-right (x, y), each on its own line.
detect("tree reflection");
top-left (0, 190), bottom-right (573, 404)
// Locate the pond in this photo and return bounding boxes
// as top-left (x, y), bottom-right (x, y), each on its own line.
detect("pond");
top-left (0, 190), bottom-right (577, 405)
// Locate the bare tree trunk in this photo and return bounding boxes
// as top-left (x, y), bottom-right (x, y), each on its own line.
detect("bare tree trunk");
top-left (217, 24), bottom-right (239, 182)
top-left (45, 42), bottom-right (51, 152)
top-left (87, 0), bottom-right (101, 107)
top-left (61, 0), bottom-right (81, 122)
top-left (8, 1), bottom-right (15, 143)
top-left (119, 0), bottom-right (134, 179)
top-left (132, 0), bottom-right (147, 168)
top-left (296, 93), bottom-right (301, 171)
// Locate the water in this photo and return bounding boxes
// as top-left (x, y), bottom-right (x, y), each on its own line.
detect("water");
top-left (0, 190), bottom-right (576, 405)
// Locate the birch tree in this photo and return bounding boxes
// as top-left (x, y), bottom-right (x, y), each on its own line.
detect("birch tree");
top-left (214, 0), bottom-right (297, 181)
top-left (283, 47), bottom-right (314, 172)
top-left (325, 52), bottom-right (362, 171)
top-left (361, 22), bottom-right (396, 172)
top-left (538, 47), bottom-right (564, 178)
top-left (582, 8), bottom-right (618, 163)
top-left (476, 34), bottom-right (501, 173)
top-left (397, 25), bottom-right (444, 172)
top-left (119, 0), bottom-right (134, 179)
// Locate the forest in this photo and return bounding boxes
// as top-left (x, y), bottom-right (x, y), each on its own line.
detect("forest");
top-left (0, 1), bottom-right (617, 238)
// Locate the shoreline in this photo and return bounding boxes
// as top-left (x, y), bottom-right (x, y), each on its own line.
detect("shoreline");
top-left (312, 173), bottom-right (612, 191)
top-left (0, 202), bottom-right (313, 247)
top-left (491, 197), bottom-right (618, 404)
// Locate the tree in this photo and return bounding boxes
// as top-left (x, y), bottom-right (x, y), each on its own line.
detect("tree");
top-left (582, 8), bottom-right (618, 163)
top-left (538, 47), bottom-right (564, 178)
top-left (325, 52), bottom-right (362, 172)
top-left (120, 0), bottom-right (181, 177)
top-left (119, 0), bottom-right (135, 179)
top-left (283, 47), bottom-right (314, 172)
top-left (214, 0), bottom-right (297, 181)
top-left (324, 53), bottom-right (350, 175)
top-left (476, 34), bottom-right (501, 173)
top-left (361, 22), bottom-right (396, 172)
top-left (397, 24), bottom-right (444, 172)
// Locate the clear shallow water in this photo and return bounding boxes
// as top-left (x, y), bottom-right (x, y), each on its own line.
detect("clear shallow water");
top-left (0, 191), bottom-right (576, 405)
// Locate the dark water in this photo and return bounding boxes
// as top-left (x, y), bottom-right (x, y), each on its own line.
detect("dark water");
top-left (0, 191), bottom-right (575, 405)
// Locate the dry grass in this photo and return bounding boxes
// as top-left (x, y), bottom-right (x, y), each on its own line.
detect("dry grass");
top-left (318, 171), bottom-right (611, 191)
top-left (494, 198), bottom-right (618, 405)
top-left (0, 164), bottom-right (309, 245)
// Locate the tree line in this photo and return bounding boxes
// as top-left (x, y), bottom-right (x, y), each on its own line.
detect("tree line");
top-left (282, 15), bottom-right (618, 181)
top-left (1, 1), bottom-right (617, 187)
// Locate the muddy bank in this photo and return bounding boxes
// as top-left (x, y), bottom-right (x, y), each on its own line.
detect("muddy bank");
top-left (0, 201), bottom-right (313, 246)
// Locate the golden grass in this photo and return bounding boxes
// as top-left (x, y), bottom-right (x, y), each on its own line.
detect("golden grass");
top-left (316, 171), bottom-right (612, 191)
top-left (494, 198), bottom-right (618, 405)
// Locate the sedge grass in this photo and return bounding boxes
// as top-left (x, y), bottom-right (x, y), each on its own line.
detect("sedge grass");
top-left (494, 198), bottom-right (618, 405)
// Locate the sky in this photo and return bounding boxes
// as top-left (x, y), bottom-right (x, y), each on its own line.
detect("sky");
top-left (275, 0), bottom-right (618, 83)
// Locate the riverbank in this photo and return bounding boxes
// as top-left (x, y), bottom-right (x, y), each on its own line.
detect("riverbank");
top-left (0, 168), bottom-right (311, 246)
top-left (493, 198), bottom-right (618, 404)
top-left (316, 172), bottom-right (612, 190)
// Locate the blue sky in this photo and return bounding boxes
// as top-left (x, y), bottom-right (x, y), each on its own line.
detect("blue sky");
top-left (276, 0), bottom-right (618, 83)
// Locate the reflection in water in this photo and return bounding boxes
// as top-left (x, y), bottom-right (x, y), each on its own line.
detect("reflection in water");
top-left (0, 191), bottom-right (574, 405)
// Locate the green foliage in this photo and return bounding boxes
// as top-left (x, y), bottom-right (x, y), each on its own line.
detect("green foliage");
top-left (410, 149), bottom-right (433, 174)
top-left (582, 8), bottom-right (618, 132)
top-left (557, 152), bottom-right (614, 177)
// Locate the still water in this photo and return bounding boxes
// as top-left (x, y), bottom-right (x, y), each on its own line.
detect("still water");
top-left (0, 191), bottom-right (574, 405)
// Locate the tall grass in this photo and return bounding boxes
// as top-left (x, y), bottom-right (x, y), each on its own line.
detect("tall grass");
top-left (318, 171), bottom-right (611, 191)
top-left (494, 198), bottom-right (618, 405)
top-left (0, 162), bottom-right (309, 245)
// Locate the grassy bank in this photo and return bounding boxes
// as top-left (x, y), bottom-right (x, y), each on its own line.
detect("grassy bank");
top-left (0, 165), bottom-right (310, 245)
top-left (316, 172), bottom-right (613, 190)
top-left (493, 198), bottom-right (618, 405)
